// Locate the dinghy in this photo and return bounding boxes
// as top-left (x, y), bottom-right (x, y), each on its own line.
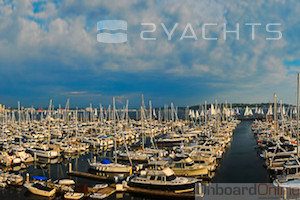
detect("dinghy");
top-left (64, 192), bottom-right (84, 200)
top-left (92, 183), bottom-right (108, 190)
top-left (24, 182), bottom-right (56, 197)
top-left (273, 179), bottom-right (300, 189)
top-left (90, 193), bottom-right (107, 199)
top-left (58, 179), bottom-right (75, 185)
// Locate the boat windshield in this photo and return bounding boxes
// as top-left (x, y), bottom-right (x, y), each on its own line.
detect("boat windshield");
top-left (166, 175), bottom-right (176, 181)
top-left (287, 168), bottom-right (297, 175)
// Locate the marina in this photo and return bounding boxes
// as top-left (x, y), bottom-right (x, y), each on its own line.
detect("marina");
top-left (0, 0), bottom-right (297, 199)
top-left (0, 96), bottom-right (295, 199)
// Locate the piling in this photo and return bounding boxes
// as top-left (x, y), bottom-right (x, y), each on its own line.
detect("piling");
top-left (26, 173), bottom-right (29, 183)
top-left (69, 163), bottom-right (72, 172)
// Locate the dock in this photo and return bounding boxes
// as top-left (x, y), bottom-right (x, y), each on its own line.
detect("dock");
top-left (67, 163), bottom-right (116, 182)
top-left (125, 186), bottom-right (196, 199)
top-left (67, 170), bottom-right (116, 182)
top-left (89, 184), bottom-right (117, 198)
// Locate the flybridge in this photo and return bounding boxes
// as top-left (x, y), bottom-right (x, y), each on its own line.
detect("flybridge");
top-left (140, 23), bottom-right (282, 41)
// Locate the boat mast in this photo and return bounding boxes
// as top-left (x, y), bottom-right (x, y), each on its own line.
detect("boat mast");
top-left (274, 93), bottom-right (277, 136)
top-left (149, 100), bottom-right (152, 122)
top-left (141, 94), bottom-right (145, 150)
top-left (269, 101), bottom-right (271, 123)
top-left (1, 106), bottom-right (3, 136)
top-left (205, 101), bottom-right (207, 136)
top-left (113, 96), bottom-right (117, 164)
top-left (75, 107), bottom-right (78, 138)
top-left (47, 99), bottom-right (52, 146)
top-left (18, 101), bottom-right (21, 136)
top-left (216, 100), bottom-right (219, 135)
top-left (297, 73), bottom-right (299, 156)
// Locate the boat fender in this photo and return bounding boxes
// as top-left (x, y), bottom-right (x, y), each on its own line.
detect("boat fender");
top-left (114, 176), bottom-right (118, 183)
top-left (116, 184), bottom-right (123, 191)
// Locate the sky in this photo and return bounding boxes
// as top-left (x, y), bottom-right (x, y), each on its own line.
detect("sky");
top-left (0, 0), bottom-right (300, 108)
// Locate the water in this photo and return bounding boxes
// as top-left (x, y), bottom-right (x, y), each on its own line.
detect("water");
top-left (0, 120), bottom-right (270, 199)
top-left (212, 120), bottom-right (270, 183)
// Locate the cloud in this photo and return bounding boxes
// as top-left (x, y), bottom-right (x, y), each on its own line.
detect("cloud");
top-left (62, 91), bottom-right (102, 96)
top-left (0, 0), bottom-right (299, 106)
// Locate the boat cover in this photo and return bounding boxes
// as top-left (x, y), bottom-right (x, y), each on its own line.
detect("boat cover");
top-left (32, 176), bottom-right (47, 181)
top-left (101, 159), bottom-right (111, 164)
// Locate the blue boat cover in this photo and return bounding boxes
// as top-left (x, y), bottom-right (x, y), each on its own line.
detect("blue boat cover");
top-left (101, 159), bottom-right (111, 164)
top-left (32, 176), bottom-right (47, 181)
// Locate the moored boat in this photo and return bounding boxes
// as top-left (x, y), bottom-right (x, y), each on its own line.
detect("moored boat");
top-left (128, 166), bottom-right (199, 193)
top-left (64, 192), bottom-right (84, 200)
top-left (23, 182), bottom-right (56, 197)
top-left (90, 193), bottom-right (107, 199)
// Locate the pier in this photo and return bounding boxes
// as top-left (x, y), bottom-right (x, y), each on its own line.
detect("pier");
top-left (125, 186), bottom-right (196, 199)
top-left (67, 163), bottom-right (116, 182)
top-left (67, 171), bottom-right (116, 182)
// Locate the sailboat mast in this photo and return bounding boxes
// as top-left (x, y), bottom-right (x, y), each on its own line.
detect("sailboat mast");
top-left (75, 107), bottom-right (78, 138)
top-left (274, 93), bottom-right (277, 136)
top-left (269, 101), bottom-right (271, 123)
top-left (205, 101), bottom-right (207, 136)
top-left (18, 101), bottom-right (21, 136)
top-left (48, 99), bottom-right (52, 146)
top-left (141, 94), bottom-right (145, 150)
top-left (297, 73), bottom-right (299, 156)
top-left (113, 96), bottom-right (117, 164)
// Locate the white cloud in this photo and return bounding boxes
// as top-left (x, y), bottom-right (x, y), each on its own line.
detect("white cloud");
top-left (0, 0), bottom-right (298, 104)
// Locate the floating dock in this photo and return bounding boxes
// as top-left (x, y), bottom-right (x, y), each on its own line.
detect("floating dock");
top-left (67, 170), bottom-right (115, 182)
top-left (89, 184), bottom-right (117, 198)
top-left (67, 163), bottom-right (116, 182)
top-left (125, 186), bottom-right (196, 199)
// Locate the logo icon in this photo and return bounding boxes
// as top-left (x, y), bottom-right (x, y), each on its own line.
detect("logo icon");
top-left (97, 20), bottom-right (127, 43)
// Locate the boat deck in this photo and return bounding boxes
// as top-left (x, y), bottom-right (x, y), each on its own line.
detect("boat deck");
top-left (89, 184), bottom-right (116, 197)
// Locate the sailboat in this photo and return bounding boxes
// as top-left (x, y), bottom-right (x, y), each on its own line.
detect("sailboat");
top-left (248, 108), bottom-right (253, 116)
top-left (210, 104), bottom-right (216, 115)
top-left (200, 107), bottom-right (204, 117)
top-left (235, 107), bottom-right (240, 114)
top-left (244, 106), bottom-right (253, 116)
top-left (266, 105), bottom-right (273, 115)
top-left (88, 97), bottom-right (132, 174)
top-left (88, 158), bottom-right (132, 173)
top-left (27, 100), bottom-right (59, 158)
top-left (260, 108), bottom-right (264, 115)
